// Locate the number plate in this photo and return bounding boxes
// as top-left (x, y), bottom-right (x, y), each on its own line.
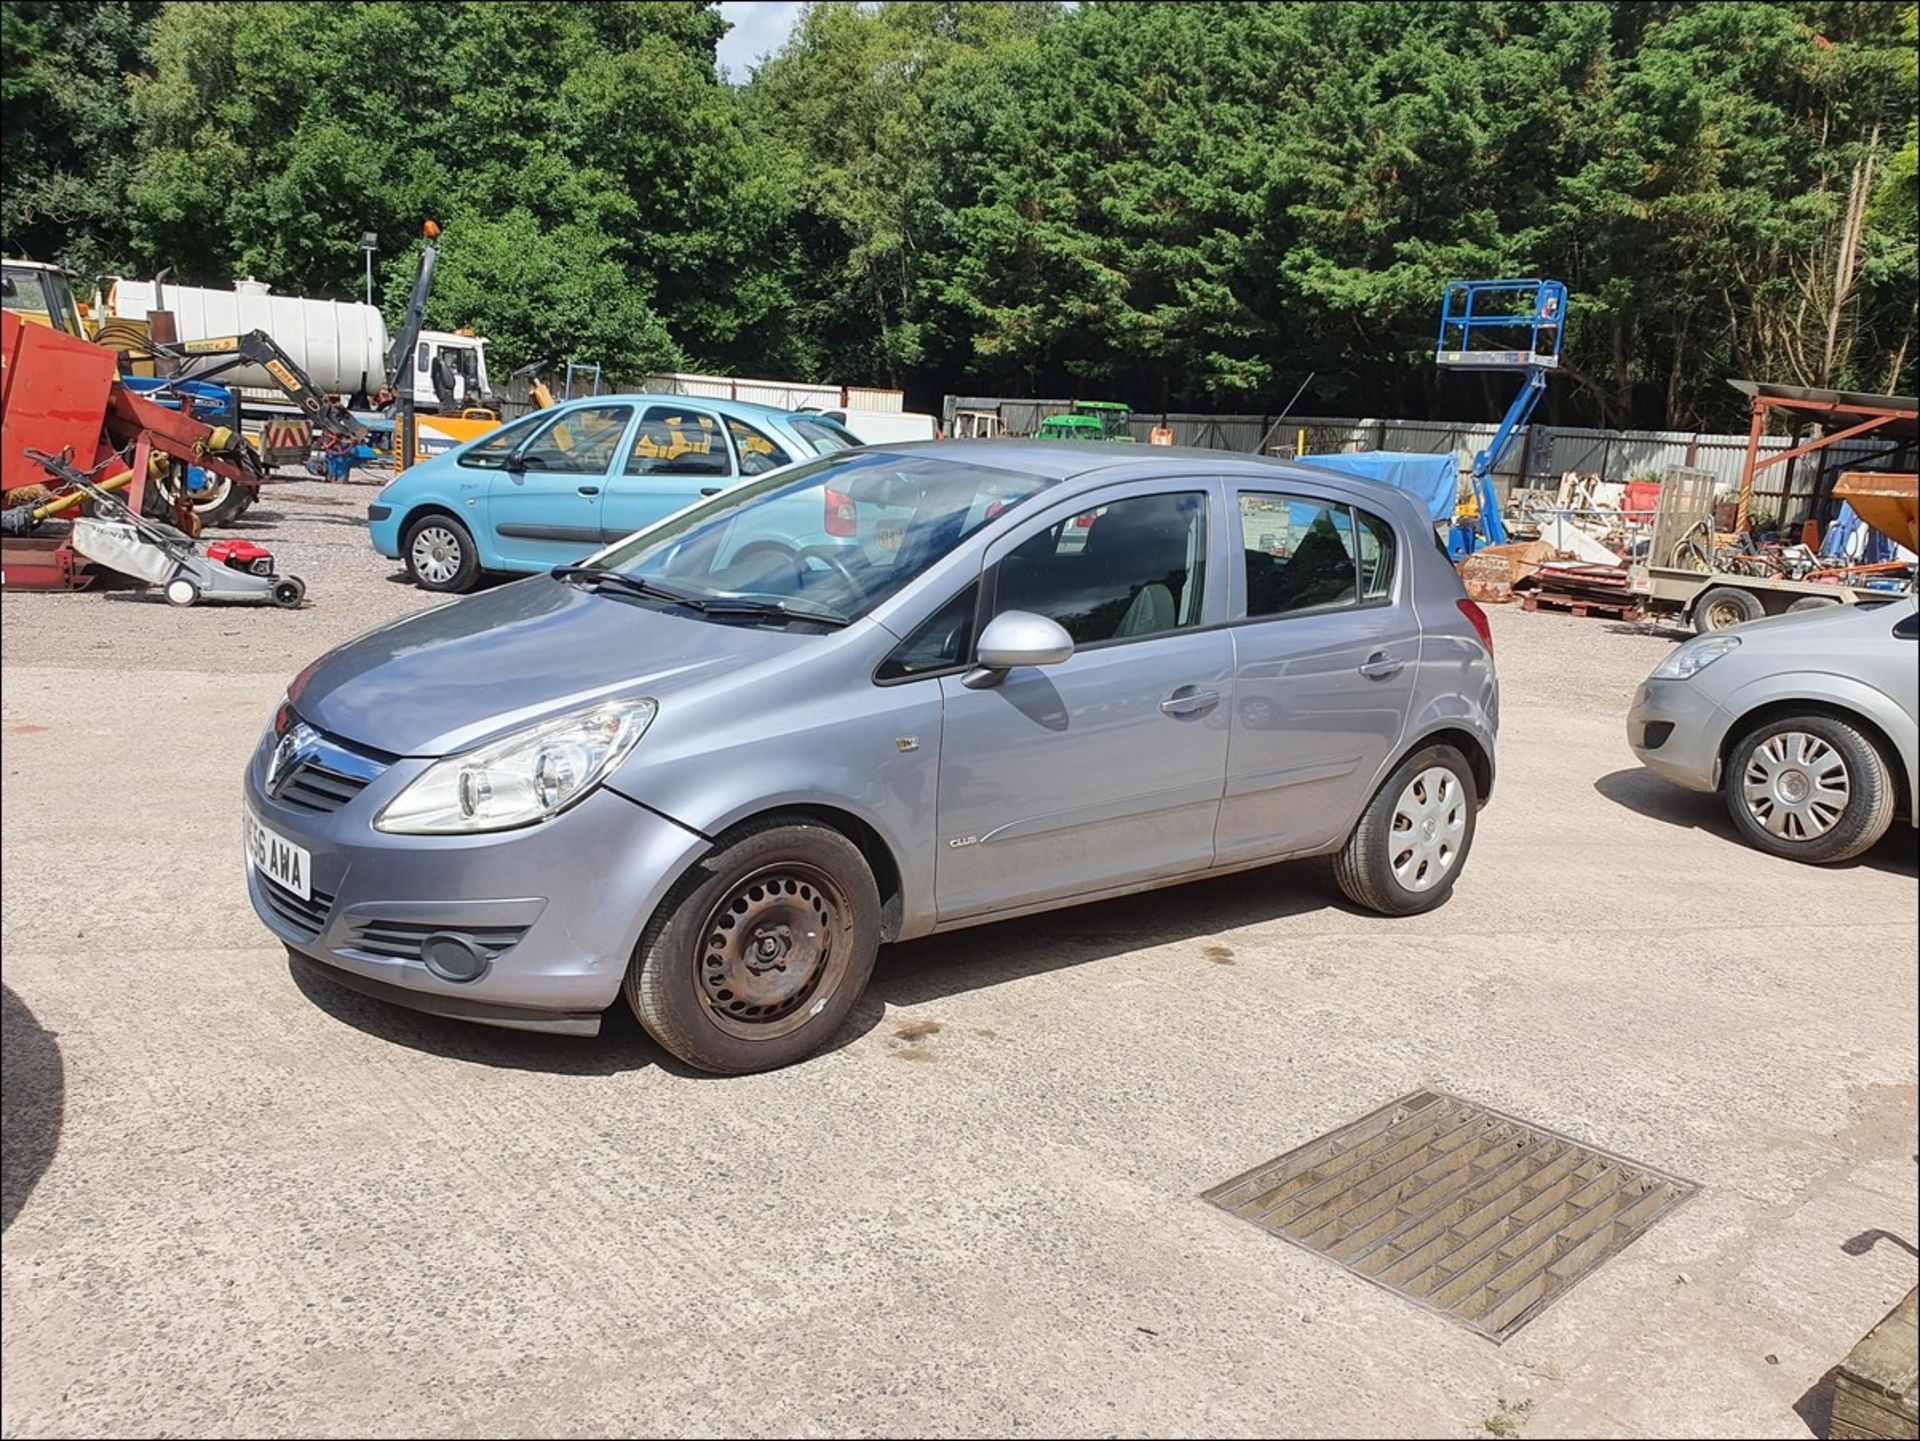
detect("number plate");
top-left (246, 814), bottom-right (312, 901)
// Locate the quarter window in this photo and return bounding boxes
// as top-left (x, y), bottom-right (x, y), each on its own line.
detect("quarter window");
top-left (877, 582), bottom-right (979, 681)
top-left (516, 404), bottom-right (634, 475)
top-left (456, 411), bottom-right (547, 470)
top-left (993, 492), bottom-right (1207, 645)
top-left (627, 406), bottom-right (730, 478)
top-left (725, 416), bottom-right (793, 476)
top-left (1356, 507), bottom-right (1397, 600)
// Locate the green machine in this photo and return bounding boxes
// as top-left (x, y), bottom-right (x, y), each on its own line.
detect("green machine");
top-left (1035, 399), bottom-right (1134, 442)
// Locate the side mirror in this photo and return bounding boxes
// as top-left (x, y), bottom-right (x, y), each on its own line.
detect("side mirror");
top-left (963, 610), bottom-right (1075, 688)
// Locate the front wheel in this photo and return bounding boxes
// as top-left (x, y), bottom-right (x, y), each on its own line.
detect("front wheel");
top-left (626, 819), bottom-right (881, 1074)
top-left (402, 514), bottom-right (480, 593)
top-left (1723, 714), bottom-right (1893, 863)
top-left (1333, 744), bottom-right (1478, 915)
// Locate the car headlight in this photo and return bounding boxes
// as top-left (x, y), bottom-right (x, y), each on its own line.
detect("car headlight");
top-left (1651, 635), bottom-right (1741, 681)
top-left (375, 698), bottom-right (657, 834)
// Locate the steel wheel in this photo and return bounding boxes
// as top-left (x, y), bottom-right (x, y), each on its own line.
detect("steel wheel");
top-left (1389, 765), bottom-right (1466, 893)
top-left (1741, 730), bottom-right (1849, 841)
top-left (695, 863), bottom-right (848, 1041)
top-left (409, 524), bottom-right (465, 586)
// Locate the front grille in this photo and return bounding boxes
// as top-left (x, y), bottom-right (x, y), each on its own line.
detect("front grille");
top-left (348, 919), bottom-right (530, 963)
top-left (258, 873), bottom-right (336, 940)
top-left (276, 760), bottom-right (371, 814)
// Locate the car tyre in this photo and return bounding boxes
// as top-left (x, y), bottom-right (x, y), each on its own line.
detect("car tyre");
top-left (1693, 585), bottom-right (1764, 633)
top-left (1333, 744), bottom-right (1478, 916)
top-left (1723, 713), bottom-right (1893, 864)
top-left (403, 513), bottom-right (480, 593)
top-left (626, 817), bottom-right (881, 1075)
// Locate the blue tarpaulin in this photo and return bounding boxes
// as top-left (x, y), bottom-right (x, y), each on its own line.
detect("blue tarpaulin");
top-left (1295, 451), bottom-right (1460, 526)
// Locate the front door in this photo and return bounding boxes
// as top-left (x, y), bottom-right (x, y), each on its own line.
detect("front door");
top-left (486, 402), bottom-right (634, 570)
top-left (600, 404), bottom-right (737, 543)
top-left (935, 483), bottom-right (1233, 920)
top-left (1214, 487), bottom-right (1419, 862)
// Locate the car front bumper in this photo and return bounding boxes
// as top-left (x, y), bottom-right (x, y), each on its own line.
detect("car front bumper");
top-left (367, 501), bottom-right (402, 560)
top-left (1627, 678), bottom-right (1731, 793)
top-left (243, 724), bottom-right (709, 1034)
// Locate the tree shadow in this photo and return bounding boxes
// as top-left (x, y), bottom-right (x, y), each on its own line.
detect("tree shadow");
top-left (1593, 768), bottom-right (1918, 877)
top-left (1, 985), bottom-right (64, 1232)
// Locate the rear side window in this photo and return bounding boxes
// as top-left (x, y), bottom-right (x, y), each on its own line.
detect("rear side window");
top-left (627, 406), bottom-right (729, 477)
top-left (1238, 494), bottom-right (1398, 615)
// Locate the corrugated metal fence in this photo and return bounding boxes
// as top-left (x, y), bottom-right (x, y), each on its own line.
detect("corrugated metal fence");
top-left (941, 395), bottom-right (1906, 524)
top-left (497, 371), bottom-right (904, 419)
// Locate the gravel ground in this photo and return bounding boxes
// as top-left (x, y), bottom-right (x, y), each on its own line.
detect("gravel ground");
top-left (2, 484), bottom-right (1915, 1438)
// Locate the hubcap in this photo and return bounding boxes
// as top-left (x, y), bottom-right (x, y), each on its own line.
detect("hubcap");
top-left (1390, 766), bottom-right (1465, 892)
top-left (1743, 731), bottom-right (1849, 841)
top-left (697, 864), bottom-right (845, 1039)
top-left (411, 526), bottom-right (461, 584)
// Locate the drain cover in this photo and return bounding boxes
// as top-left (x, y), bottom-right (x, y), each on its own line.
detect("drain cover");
top-left (1204, 1088), bottom-right (1699, 1342)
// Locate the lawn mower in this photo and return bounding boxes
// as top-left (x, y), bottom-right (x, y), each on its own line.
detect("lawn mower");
top-left (11, 448), bottom-right (304, 608)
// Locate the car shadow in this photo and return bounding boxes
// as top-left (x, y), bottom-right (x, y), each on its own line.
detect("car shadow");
top-left (871, 857), bottom-right (1349, 1008)
top-left (1, 985), bottom-right (65, 1232)
top-left (1593, 768), bottom-right (1919, 877)
top-left (286, 859), bottom-right (1354, 1076)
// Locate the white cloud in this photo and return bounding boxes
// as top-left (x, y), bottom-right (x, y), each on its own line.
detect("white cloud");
top-left (716, 1), bottom-right (807, 81)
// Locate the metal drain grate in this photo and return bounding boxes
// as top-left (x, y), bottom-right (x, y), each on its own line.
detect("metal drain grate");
top-left (1204, 1088), bottom-right (1699, 1342)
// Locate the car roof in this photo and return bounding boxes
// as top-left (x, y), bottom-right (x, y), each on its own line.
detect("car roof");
top-left (871, 439), bottom-right (1427, 493)
top-left (553, 392), bottom-right (816, 421)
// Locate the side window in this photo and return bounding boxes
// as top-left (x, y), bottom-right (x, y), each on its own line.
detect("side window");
top-left (626, 406), bottom-right (730, 478)
top-left (725, 416), bottom-right (793, 477)
top-left (456, 412), bottom-right (547, 470)
top-left (517, 404), bottom-right (634, 474)
top-left (1355, 507), bottom-right (1397, 601)
top-left (1241, 493), bottom-right (1359, 616)
top-left (876, 582), bottom-right (979, 681)
top-left (1894, 610), bottom-right (1918, 640)
top-left (416, 341), bottom-right (429, 373)
top-left (993, 491), bottom-right (1207, 645)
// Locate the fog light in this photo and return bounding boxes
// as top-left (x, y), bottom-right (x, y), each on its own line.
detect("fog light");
top-left (421, 932), bottom-right (488, 983)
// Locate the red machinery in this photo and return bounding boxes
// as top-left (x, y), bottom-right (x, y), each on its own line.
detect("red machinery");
top-left (1, 310), bottom-right (267, 590)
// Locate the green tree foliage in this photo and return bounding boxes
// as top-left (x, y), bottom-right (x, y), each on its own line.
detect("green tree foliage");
top-left (1, 0), bottom-right (1913, 426)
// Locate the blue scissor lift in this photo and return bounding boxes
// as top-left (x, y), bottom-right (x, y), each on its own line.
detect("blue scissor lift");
top-left (1435, 278), bottom-right (1568, 558)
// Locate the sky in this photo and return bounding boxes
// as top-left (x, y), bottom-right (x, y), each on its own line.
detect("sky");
top-left (716, 1), bottom-right (806, 80)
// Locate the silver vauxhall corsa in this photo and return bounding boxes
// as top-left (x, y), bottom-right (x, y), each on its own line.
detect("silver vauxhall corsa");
top-left (246, 443), bottom-right (1499, 1073)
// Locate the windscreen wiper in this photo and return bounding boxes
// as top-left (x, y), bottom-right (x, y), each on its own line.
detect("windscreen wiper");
top-left (550, 565), bottom-right (709, 609)
top-left (697, 597), bottom-right (851, 629)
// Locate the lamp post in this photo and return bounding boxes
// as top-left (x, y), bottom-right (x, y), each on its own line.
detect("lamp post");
top-left (359, 231), bottom-right (377, 307)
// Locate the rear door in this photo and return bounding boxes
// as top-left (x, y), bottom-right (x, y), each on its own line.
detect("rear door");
top-left (1213, 486), bottom-right (1419, 863)
top-left (934, 480), bottom-right (1234, 920)
top-left (600, 403), bottom-right (736, 542)
top-left (486, 402), bottom-right (633, 570)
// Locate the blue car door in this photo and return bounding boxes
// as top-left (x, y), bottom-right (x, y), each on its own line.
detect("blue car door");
top-left (487, 402), bottom-right (635, 571)
top-left (599, 403), bottom-right (737, 543)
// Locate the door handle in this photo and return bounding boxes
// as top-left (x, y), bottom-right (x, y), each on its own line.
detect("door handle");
top-left (699, 486), bottom-right (723, 496)
top-left (576, 485), bottom-right (600, 496)
top-left (1160, 686), bottom-right (1221, 717)
top-left (1358, 651), bottom-right (1405, 679)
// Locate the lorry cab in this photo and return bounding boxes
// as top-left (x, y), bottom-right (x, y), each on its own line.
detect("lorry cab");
top-left (1, 260), bottom-right (86, 336)
top-left (412, 330), bottom-right (494, 415)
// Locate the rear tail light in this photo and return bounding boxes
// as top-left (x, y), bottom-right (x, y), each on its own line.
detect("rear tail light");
top-left (824, 487), bottom-right (857, 537)
top-left (1457, 598), bottom-right (1494, 658)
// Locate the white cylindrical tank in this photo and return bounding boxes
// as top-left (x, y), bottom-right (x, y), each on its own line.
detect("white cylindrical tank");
top-left (107, 277), bottom-right (390, 398)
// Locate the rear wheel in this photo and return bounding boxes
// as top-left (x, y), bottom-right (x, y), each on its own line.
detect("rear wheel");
top-left (403, 514), bottom-right (479, 593)
top-left (1693, 585), bottom-right (1763, 633)
top-left (1333, 744), bottom-right (1478, 916)
top-left (626, 819), bottom-right (880, 1074)
top-left (1723, 713), bottom-right (1892, 863)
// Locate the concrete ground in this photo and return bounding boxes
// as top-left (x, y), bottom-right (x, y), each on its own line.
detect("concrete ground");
top-left (3, 481), bottom-right (1915, 1438)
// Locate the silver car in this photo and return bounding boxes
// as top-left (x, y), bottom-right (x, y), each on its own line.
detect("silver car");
top-left (245, 444), bottom-right (1499, 1073)
top-left (1628, 598), bottom-right (1918, 863)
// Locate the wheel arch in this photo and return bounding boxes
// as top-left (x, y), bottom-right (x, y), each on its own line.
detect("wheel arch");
top-left (1398, 724), bottom-right (1496, 805)
top-left (1718, 697), bottom-right (1914, 821)
top-left (706, 803), bottom-right (907, 943)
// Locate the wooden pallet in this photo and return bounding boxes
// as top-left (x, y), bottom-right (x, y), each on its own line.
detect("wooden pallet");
top-left (1832, 1287), bottom-right (1918, 1441)
top-left (1521, 589), bottom-right (1643, 620)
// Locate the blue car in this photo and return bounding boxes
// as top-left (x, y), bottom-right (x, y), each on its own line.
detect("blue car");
top-left (367, 394), bottom-right (863, 591)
